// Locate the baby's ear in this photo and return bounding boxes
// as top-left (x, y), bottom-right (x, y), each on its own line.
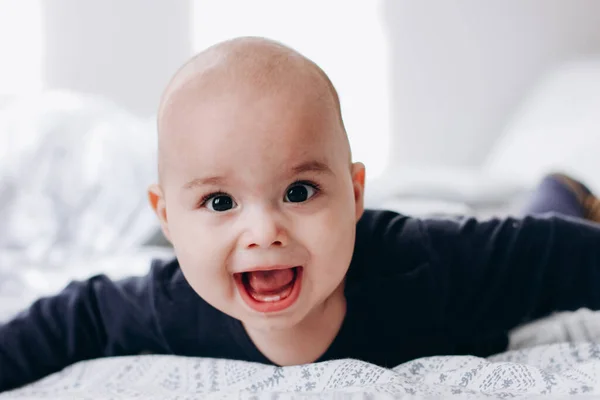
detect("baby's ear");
top-left (351, 162), bottom-right (366, 221)
top-left (148, 184), bottom-right (171, 242)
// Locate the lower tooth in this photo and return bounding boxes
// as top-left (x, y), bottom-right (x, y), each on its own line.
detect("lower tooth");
top-left (250, 285), bottom-right (292, 303)
top-left (257, 294), bottom-right (281, 302)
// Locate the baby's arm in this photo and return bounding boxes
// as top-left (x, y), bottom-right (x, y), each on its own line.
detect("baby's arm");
top-left (421, 213), bottom-right (600, 339)
top-left (0, 268), bottom-right (166, 392)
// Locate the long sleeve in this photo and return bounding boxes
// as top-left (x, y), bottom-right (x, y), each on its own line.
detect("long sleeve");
top-left (0, 269), bottom-right (167, 393)
top-left (421, 213), bottom-right (600, 338)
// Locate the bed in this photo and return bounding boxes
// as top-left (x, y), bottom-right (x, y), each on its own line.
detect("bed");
top-left (2, 57), bottom-right (600, 398)
top-left (0, 343), bottom-right (599, 399)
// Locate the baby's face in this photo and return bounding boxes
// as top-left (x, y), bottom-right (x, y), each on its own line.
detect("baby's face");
top-left (152, 80), bottom-right (364, 332)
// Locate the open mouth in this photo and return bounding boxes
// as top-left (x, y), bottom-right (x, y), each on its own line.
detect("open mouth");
top-left (234, 266), bottom-right (303, 313)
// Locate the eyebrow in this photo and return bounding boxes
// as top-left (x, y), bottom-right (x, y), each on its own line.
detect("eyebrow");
top-left (183, 176), bottom-right (226, 190)
top-left (182, 160), bottom-right (333, 191)
top-left (290, 160), bottom-right (333, 176)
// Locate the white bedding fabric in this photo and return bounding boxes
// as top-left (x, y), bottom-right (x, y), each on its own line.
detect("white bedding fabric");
top-left (0, 91), bottom-right (160, 269)
top-left (483, 58), bottom-right (600, 195)
top-left (2, 343), bottom-right (600, 399)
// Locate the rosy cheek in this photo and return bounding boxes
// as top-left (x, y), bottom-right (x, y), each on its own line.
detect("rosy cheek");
top-left (179, 217), bottom-right (234, 265)
top-left (167, 212), bottom-right (208, 258)
top-left (313, 207), bottom-right (354, 262)
top-left (296, 211), bottom-right (334, 256)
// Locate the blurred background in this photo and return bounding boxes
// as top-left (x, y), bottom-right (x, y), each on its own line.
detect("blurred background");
top-left (1, 0), bottom-right (600, 315)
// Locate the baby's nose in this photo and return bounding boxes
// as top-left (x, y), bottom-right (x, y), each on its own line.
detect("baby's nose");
top-left (242, 208), bottom-right (288, 249)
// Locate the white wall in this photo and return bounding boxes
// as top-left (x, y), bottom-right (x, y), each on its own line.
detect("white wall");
top-left (0, 0), bottom-right (42, 98)
top-left (34, 1), bottom-right (600, 171)
top-left (42, 0), bottom-right (192, 117)
top-left (382, 0), bottom-right (600, 169)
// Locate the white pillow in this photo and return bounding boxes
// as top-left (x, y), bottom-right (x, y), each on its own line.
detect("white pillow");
top-left (364, 166), bottom-right (526, 212)
top-left (0, 91), bottom-right (160, 269)
top-left (483, 58), bottom-right (600, 194)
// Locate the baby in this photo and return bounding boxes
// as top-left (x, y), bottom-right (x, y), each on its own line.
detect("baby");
top-left (1, 36), bottom-right (600, 392)
top-left (150, 36), bottom-right (364, 366)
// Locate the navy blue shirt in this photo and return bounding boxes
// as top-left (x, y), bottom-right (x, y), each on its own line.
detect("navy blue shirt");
top-left (1, 209), bottom-right (600, 392)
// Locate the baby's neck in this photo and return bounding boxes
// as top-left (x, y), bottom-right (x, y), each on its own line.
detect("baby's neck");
top-left (244, 284), bottom-right (346, 366)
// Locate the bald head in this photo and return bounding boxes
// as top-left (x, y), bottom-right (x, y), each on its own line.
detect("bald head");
top-left (158, 37), bottom-right (342, 126)
top-left (156, 36), bottom-right (350, 184)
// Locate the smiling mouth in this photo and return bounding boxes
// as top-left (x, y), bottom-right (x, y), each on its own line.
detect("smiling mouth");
top-left (234, 266), bottom-right (303, 313)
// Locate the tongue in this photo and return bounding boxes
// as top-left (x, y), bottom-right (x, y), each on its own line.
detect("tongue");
top-left (247, 268), bottom-right (295, 294)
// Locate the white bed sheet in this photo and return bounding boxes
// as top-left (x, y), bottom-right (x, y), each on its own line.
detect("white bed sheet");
top-left (2, 343), bottom-right (600, 399)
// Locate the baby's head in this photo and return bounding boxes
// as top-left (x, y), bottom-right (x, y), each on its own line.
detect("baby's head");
top-left (149, 37), bottom-right (365, 332)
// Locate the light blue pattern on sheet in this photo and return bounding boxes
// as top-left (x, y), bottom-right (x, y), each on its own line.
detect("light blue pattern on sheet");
top-left (2, 343), bottom-right (600, 399)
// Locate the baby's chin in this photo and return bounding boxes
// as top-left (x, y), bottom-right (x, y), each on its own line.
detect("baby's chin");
top-left (235, 293), bottom-right (315, 333)
top-left (241, 312), bottom-right (307, 332)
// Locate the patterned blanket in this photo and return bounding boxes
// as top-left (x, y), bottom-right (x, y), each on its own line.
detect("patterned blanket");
top-left (2, 343), bottom-right (600, 399)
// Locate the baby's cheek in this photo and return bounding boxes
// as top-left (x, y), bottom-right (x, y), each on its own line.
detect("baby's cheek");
top-left (174, 220), bottom-right (237, 300)
top-left (176, 245), bottom-right (236, 312)
top-left (307, 208), bottom-right (354, 274)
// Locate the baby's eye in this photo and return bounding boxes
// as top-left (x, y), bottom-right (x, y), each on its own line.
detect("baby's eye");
top-left (203, 193), bottom-right (237, 212)
top-left (284, 182), bottom-right (317, 203)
